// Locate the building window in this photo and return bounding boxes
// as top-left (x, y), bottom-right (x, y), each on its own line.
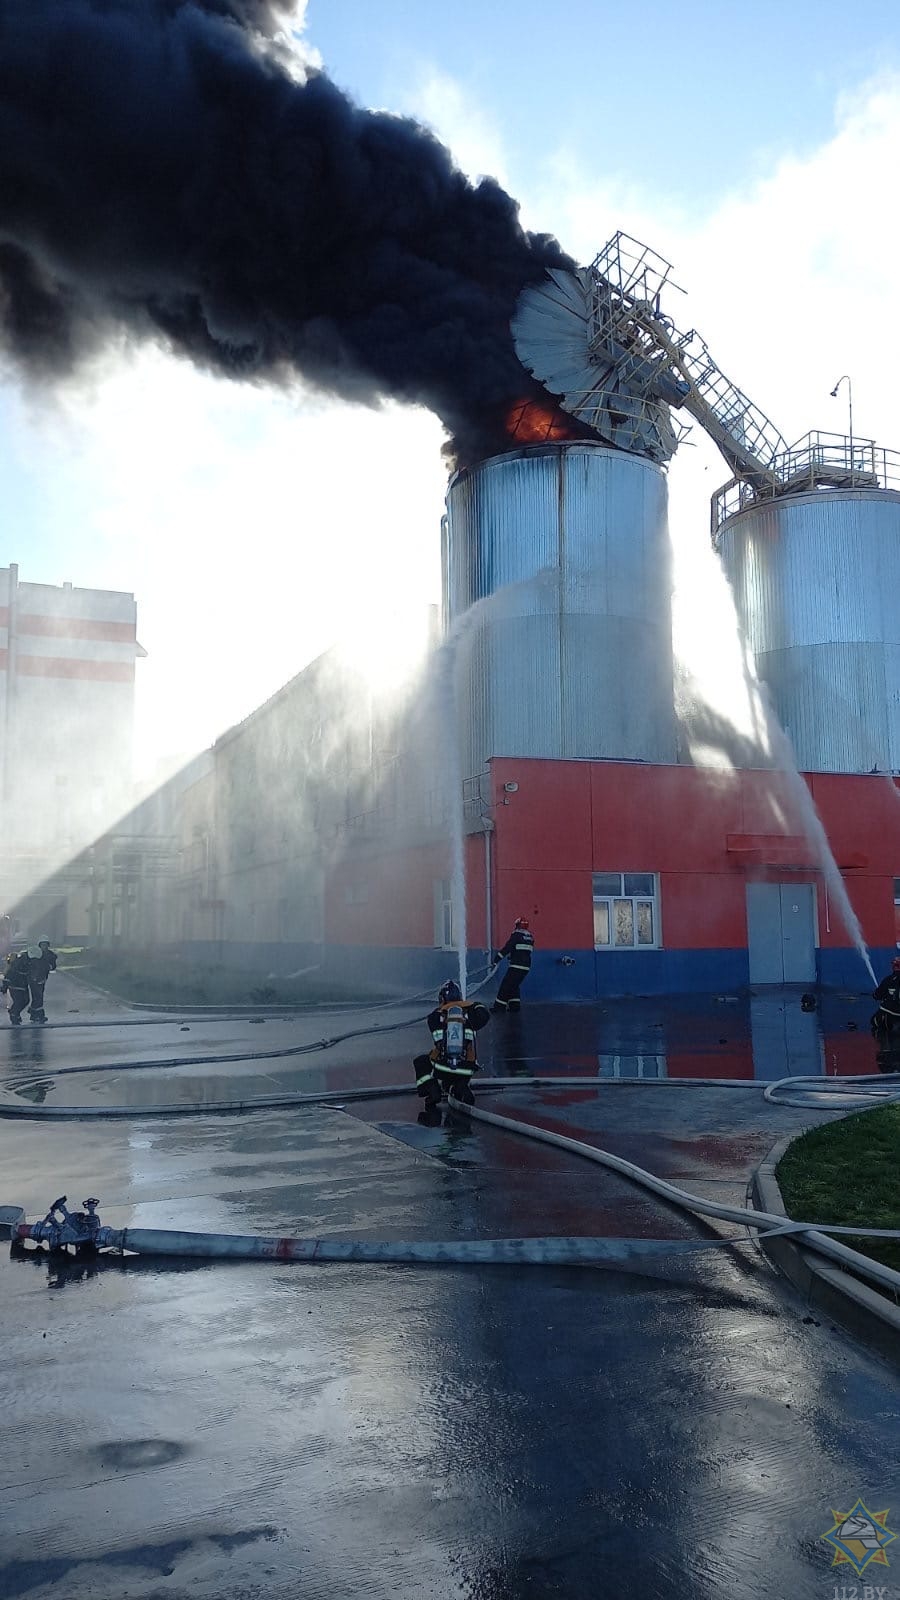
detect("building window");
top-left (593, 872), bottom-right (659, 950)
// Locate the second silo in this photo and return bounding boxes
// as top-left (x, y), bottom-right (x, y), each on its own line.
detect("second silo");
top-left (444, 441), bottom-right (676, 776)
top-left (717, 487), bottom-right (900, 772)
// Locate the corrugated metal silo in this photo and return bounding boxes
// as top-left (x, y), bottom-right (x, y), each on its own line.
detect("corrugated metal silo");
top-left (717, 488), bottom-right (900, 772)
top-left (444, 442), bottom-right (676, 775)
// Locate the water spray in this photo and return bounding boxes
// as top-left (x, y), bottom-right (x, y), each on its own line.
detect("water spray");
top-left (434, 567), bottom-right (564, 999)
top-left (743, 656), bottom-right (876, 985)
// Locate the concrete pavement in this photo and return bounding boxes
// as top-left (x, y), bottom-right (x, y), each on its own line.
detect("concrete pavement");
top-left (1, 977), bottom-right (898, 1599)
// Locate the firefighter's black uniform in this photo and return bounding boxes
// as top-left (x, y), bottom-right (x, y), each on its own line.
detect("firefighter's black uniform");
top-left (872, 966), bottom-right (900, 1038)
top-left (1, 951), bottom-right (31, 1024)
top-left (28, 946), bottom-right (57, 1022)
top-left (414, 999), bottom-right (491, 1107)
top-left (492, 926), bottom-right (534, 1012)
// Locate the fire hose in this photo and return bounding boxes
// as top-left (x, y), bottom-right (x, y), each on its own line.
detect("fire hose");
top-left (763, 1072), bottom-right (900, 1109)
top-left (2, 962), bottom-right (501, 1072)
top-left (4, 1078), bottom-right (899, 1300)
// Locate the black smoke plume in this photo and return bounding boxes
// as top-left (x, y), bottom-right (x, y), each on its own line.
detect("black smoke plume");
top-left (0, 0), bottom-right (573, 466)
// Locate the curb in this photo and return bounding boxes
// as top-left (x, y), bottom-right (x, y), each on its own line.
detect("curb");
top-left (753, 1135), bottom-right (900, 1366)
top-left (58, 973), bottom-right (434, 1019)
top-left (57, 973), bottom-right (348, 1017)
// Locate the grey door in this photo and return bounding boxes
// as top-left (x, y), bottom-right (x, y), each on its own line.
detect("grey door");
top-left (746, 883), bottom-right (816, 984)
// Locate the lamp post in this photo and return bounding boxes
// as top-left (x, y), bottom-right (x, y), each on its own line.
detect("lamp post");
top-left (830, 374), bottom-right (853, 483)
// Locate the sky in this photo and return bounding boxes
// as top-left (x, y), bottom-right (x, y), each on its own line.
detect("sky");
top-left (3, 0), bottom-right (900, 780)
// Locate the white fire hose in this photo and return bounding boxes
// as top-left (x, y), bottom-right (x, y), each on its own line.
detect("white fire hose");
top-left (3, 1077), bottom-right (899, 1301)
top-left (763, 1071), bottom-right (900, 1109)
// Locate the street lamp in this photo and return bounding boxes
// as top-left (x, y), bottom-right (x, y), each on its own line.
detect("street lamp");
top-left (830, 374), bottom-right (854, 482)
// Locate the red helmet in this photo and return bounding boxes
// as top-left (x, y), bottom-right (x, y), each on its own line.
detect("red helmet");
top-left (515, 917), bottom-right (529, 930)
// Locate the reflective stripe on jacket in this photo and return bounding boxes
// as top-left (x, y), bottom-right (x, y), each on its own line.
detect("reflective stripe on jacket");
top-left (500, 929), bottom-right (534, 971)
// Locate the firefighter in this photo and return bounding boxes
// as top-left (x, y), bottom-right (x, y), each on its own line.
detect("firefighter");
top-left (871, 956), bottom-right (900, 1040)
top-left (28, 938), bottom-right (57, 1022)
top-left (491, 918), bottom-right (534, 1013)
top-left (414, 979), bottom-right (491, 1117)
top-left (1, 947), bottom-right (32, 1025)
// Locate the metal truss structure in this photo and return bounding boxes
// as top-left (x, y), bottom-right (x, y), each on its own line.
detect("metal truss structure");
top-left (513, 231), bottom-right (896, 516)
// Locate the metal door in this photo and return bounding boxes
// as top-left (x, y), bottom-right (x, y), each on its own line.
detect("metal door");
top-left (747, 883), bottom-right (816, 984)
top-left (780, 884), bottom-right (816, 982)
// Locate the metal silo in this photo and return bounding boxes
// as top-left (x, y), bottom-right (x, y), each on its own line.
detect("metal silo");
top-left (444, 441), bottom-right (676, 775)
top-left (716, 488), bottom-right (900, 772)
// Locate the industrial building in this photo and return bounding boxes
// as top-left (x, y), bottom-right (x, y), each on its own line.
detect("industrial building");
top-left (24, 233), bottom-right (900, 1000)
top-left (327, 235), bottom-right (900, 998)
top-left (0, 563), bottom-right (144, 937)
top-left (48, 646), bottom-right (393, 972)
top-left (324, 446), bottom-right (900, 997)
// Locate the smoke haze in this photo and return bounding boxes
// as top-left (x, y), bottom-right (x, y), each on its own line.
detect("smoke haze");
top-left (0, 0), bottom-right (571, 464)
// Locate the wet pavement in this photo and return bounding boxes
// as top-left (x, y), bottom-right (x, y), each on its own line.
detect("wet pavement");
top-left (0, 973), bottom-right (892, 1114)
top-left (1, 976), bottom-right (898, 1598)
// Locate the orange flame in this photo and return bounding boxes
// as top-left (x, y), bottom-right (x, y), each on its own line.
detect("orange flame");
top-left (505, 397), bottom-right (579, 444)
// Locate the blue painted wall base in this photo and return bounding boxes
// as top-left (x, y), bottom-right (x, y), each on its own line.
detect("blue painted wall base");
top-left (143, 940), bottom-right (892, 1001)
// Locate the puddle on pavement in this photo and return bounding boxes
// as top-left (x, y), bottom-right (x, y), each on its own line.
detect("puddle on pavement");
top-left (3, 988), bottom-right (896, 1109)
top-left (475, 989), bottom-right (892, 1082)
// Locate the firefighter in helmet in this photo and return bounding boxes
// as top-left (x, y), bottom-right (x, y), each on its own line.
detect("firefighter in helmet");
top-left (491, 917), bottom-right (534, 1013)
top-left (414, 979), bottom-right (491, 1118)
top-left (1, 947), bottom-right (31, 1025)
top-left (27, 937), bottom-right (57, 1022)
top-left (871, 955), bottom-right (900, 1040)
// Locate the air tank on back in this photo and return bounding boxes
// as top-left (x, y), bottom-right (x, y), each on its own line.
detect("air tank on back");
top-left (443, 441), bottom-right (677, 777)
top-left (717, 487), bottom-right (900, 772)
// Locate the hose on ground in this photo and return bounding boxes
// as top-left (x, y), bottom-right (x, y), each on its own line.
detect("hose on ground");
top-left (452, 1096), bottom-right (900, 1298)
top-left (7, 1222), bottom-right (756, 1266)
top-left (0, 1073), bottom-right (768, 1119)
top-left (3, 1013), bottom-right (432, 1080)
top-left (5, 964), bottom-right (504, 1073)
top-left (43, 962), bottom-right (498, 1031)
top-left (2, 1067), bottom-right (893, 1118)
top-left (4, 1078), bottom-right (899, 1301)
top-left (763, 1072), bottom-right (900, 1109)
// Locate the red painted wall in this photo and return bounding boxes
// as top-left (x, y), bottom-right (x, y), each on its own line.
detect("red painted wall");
top-left (325, 760), bottom-right (900, 956)
top-left (489, 759), bottom-right (900, 954)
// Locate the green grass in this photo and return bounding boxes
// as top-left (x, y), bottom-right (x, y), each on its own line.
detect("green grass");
top-left (60, 949), bottom-right (393, 1008)
top-left (776, 1106), bottom-right (900, 1275)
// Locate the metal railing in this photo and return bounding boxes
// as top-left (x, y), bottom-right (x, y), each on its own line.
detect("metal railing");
top-left (711, 431), bottom-right (900, 537)
top-left (586, 232), bottom-right (790, 491)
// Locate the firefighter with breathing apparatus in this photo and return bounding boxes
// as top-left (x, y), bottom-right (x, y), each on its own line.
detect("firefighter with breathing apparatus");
top-left (1, 947), bottom-right (31, 1026)
top-left (414, 979), bottom-right (491, 1118)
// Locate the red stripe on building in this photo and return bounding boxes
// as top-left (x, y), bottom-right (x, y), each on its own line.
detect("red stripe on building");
top-left (15, 654), bottom-right (134, 682)
top-left (16, 613), bottom-right (136, 642)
